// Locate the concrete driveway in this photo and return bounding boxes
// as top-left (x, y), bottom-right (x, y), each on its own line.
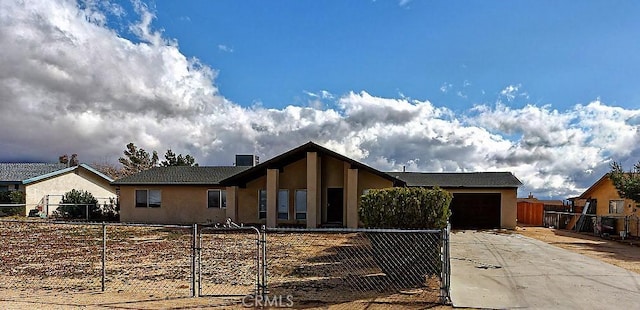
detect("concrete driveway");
top-left (450, 230), bottom-right (640, 309)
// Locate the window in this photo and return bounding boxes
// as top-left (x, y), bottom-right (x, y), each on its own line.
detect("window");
top-left (295, 190), bottom-right (307, 220)
top-left (609, 200), bottom-right (624, 214)
top-left (258, 190), bottom-right (267, 219)
top-left (208, 189), bottom-right (227, 208)
top-left (278, 189), bottom-right (289, 220)
top-left (135, 190), bottom-right (161, 208)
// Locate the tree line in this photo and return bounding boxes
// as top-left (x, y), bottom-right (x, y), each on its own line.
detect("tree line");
top-left (61, 142), bottom-right (198, 180)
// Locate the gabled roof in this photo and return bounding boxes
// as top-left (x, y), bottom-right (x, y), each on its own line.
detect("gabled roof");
top-left (22, 164), bottom-right (114, 184)
top-left (0, 163), bottom-right (113, 185)
top-left (578, 174), bottom-right (611, 199)
top-left (112, 166), bottom-right (250, 185)
top-left (0, 163), bottom-right (68, 183)
top-left (220, 142), bottom-right (405, 187)
top-left (387, 172), bottom-right (522, 188)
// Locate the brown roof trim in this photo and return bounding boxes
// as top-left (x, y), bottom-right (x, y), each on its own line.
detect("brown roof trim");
top-left (220, 141), bottom-right (405, 187)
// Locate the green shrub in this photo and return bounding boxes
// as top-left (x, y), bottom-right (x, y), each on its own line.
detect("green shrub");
top-left (359, 187), bottom-right (452, 229)
top-left (57, 189), bottom-right (99, 219)
top-left (0, 191), bottom-right (26, 217)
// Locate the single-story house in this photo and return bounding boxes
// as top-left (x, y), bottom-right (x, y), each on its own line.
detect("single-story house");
top-left (113, 142), bottom-right (522, 229)
top-left (576, 173), bottom-right (639, 237)
top-left (0, 163), bottom-right (116, 216)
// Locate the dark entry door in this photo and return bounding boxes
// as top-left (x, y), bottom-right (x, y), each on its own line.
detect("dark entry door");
top-left (327, 188), bottom-right (343, 223)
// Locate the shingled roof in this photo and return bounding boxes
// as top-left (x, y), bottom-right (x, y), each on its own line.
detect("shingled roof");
top-left (0, 163), bottom-right (68, 182)
top-left (112, 166), bottom-right (250, 185)
top-left (387, 172), bottom-right (522, 188)
top-left (220, 142), bottom-right (405, 187)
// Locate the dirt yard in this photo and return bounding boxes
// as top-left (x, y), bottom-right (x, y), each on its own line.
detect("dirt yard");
top-left (516, 225), bottom-right (640, 274)
top-left (0, 220), bottom-right (449, 309)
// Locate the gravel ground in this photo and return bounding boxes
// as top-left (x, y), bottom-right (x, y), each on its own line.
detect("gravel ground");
top-left (0, 220), bottom-right (447, 309)
top-left (515, 225), bottom-right (640, 274)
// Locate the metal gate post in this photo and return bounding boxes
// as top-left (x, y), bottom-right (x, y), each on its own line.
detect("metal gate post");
top-left (260, 225), bottom-right (267, 298)
top-left (440, 222), bottom-right (451, 304)
top-left (191, 223), bottom-right (198, 297)
top-left (101, 222), bottom-right (106, 292)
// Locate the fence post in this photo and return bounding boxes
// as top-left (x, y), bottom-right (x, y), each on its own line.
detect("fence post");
top-left (101, 222), bottom-right (106, 292)
top-left (261, 225), bottom-right (267, 298)
top-left (191, 223), bottom-right (198, 297)
top-left (440, 222), bottom-right (451, 304)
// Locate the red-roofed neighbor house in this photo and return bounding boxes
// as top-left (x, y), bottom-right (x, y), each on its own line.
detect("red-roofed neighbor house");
top-left (113, 142), bottom-right (522, 229)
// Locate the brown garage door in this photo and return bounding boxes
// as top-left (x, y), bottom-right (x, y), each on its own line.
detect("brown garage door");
top-left (450, 193), bottom-right (501, 229)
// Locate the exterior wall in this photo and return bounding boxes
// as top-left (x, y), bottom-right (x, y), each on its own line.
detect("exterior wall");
top-left (583, 177), bottom-right (639, 236)
top-left (236, 176), bottom-right (266, 224)
top-left (232, 154), bottom-right (394, 228)
top-left (446, 188), bottom-right (518, 229)
top-left (25, 169), bottom-right (116, 216)
top-left (119, 185), bottom-right (228, 224)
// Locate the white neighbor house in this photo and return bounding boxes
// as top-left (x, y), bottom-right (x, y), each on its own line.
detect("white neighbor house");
top-left (0, 163), bottom-right (116, 216)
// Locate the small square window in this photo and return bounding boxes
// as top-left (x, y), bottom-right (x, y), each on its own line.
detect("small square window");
top-left (135, 189), bottom-right (161, 208)
top-left (208, 189), bottom-right (226, 208)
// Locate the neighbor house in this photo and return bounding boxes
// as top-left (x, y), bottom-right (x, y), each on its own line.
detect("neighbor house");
top-left (0, 163), bottom-right (116, 216)
top-left (576, 173), bottom-right (639, 237)
top-left (113, 142), bottom-right (522, 229)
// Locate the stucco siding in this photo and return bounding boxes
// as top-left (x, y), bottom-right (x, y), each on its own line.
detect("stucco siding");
top-left (583, 177), bottom-right (638, 236)
top-left (25, 170), bottom-right (115, 215)
top-left (119, 185), bottom-right (227, 224)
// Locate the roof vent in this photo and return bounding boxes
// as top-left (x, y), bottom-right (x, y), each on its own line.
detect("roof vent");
top-left (235, 155), bottom-right (259, 167)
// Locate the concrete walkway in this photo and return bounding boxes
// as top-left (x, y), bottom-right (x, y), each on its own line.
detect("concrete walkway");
top-left (450, 230), bottom-right (640, 309)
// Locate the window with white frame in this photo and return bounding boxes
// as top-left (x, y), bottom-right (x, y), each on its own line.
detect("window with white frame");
top-left (135, 189), bottom-right (161, 208)
top-left (258, 189), bottom-right (267, 219)
top-left (208, 189), bottom-right (227, 208)
top-left (609, 200), bottom-right (624, 214)
top-left (278, 189), bottom-right (289, 220)
top-left (295, 190), bottom-right (307, 220)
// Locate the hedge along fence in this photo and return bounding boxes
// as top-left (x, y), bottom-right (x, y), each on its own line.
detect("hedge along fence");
top-left (359, 187), bottom-right (452, 229)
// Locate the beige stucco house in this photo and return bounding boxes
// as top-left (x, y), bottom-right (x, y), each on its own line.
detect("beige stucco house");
top-left (113, 142), bottom-right (521, 229)
top-left (576, 174), bottom-right (640, 237)
top-left (0, 163), bottom-right (116, 216)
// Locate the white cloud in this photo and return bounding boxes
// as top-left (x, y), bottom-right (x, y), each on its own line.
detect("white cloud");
top-left (440, 83), bottom-right (452, 93)
top-left (398, 0), bottom-right (412, 7)
top-left (1, 0), bottom-right (640, 201)
top-left (217, 44), bottom-right (233, 53)
top-left (500, 84), bottom-right (519, 101)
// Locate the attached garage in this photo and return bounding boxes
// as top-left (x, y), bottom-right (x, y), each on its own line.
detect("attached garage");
top-left (387, 172), bottom-right (522, 229)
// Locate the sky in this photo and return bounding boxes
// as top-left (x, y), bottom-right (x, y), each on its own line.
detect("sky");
top-left (1, 0), bottom-right (640, 200)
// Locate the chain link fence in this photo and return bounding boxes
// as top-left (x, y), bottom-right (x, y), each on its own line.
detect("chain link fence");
top-left (263, 227), bottom-right (449, 307)
top-left (198, 226), bottom-right (261, 297)
top-left (105, 223), bottom-right (194, 297)
top-left (0, 220), bottom-right (102, 292)
top-left (0, 220), bottom-right (451, 306)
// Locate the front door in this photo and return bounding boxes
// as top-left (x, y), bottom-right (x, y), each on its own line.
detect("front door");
top-left (326, 188), bottom-right (343, 223)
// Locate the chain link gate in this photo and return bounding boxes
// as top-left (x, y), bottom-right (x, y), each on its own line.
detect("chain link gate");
top-left (195, 223), bottom-right (264, 298)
